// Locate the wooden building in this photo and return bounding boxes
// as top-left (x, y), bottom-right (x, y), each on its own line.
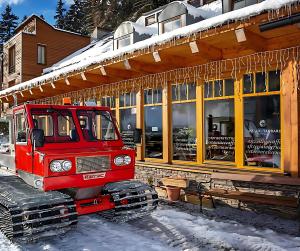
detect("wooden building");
top-left (1, 15), bottom-right (90, 90)
top-left (1, 0), bottom-right (300, 214)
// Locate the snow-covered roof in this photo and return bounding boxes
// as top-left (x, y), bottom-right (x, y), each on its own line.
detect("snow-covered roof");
top-left (15, 14), bottom-right (86, 37)
top-left (114, 21), bottom-right (158, 39)
top-left (0, 0), bottom-right (298, 98)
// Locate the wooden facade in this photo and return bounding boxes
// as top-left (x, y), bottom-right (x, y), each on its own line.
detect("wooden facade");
top-left (1, 3), bottom-right (300, 181)
top-left (1, 15), bottom-right (90, 90)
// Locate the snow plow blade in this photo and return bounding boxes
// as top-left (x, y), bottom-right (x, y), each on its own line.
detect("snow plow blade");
top-left (0, 176), bottom-right (77, 242)
top-left (101, 181), bottom-right (158, 222)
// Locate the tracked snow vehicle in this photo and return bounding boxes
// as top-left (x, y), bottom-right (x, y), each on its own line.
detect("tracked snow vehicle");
top-left (0, 103), bottom-right (158, 242)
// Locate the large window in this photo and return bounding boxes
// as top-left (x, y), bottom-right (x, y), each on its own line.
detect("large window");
top-left (144, 88), bottom-right (163, 159)
top-left (172, 83), bottom-right (196, 161)
top-left (37, 44), bottom-right (46, 65)
top-left (204, 79), bottom-right (235, 162)
top-left (243, 70), bottom-right (281, 168)
top-left (120, 92), bottom-right (136, 149)
top-left (9, 45), bottom-right (16, 74)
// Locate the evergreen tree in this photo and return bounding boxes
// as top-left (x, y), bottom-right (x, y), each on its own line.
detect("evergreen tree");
top-left (54, 0), bottom-right (66, 29)
top-left (0, 5), bottom-right (19, 44)
top-left (21, 15), bottom-right (28, 22)
top-left (65, 0), bottom-right (86, 34)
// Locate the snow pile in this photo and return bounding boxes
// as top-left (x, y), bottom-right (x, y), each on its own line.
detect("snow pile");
top-left (0, 0), bottom-right (299, 98)
top-left (133, 22), bottom-right (158, 36)
top-left (197, 0), bottom-right (222, 19)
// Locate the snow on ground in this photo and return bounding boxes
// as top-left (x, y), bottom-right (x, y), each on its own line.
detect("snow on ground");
top-left (0, 203), bottom-right (299, 251)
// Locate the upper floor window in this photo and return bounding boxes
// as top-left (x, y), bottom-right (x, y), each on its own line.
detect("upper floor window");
top-left (37, 44), bottom-right (46, 65)
top-left (8, 45), bottom-right (16, 74)
top-left (117, 35), bottom-right (131, 49)
top-left (233, 0), bottom-right (263, 10)
top-left (162, 16), bottom-right (182, 33)
top-left (145, 14), bottom-right (156, 26)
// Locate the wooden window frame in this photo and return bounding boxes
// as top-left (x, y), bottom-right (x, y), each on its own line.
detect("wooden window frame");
top-left (171, 83), bottom-right (197, 165)
top-left (8, 45), bottom-right (16, 74)
top-left (37, 44), bottom-right (47, 65)
top-left (239, 69), bottom-right (283, 173)
top-left (202, 79), bottom-right (236, 166)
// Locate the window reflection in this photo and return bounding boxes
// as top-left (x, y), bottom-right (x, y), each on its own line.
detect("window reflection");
top-left (204, 99), bottom-right (235, 161)
top-left (244, 95), bottom-right (281, 168)
top-left (120, 108), bottom-right (136, 149)
top-left (145, 106), bottom-right (163, 159)
top-left (172, 103), bottom-right (196, 161)
top-left (163, 17), bottom-right (181, 33)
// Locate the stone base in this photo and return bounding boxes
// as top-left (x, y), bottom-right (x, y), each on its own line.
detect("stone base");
top-left (135, 164), bottom-right (300, 219)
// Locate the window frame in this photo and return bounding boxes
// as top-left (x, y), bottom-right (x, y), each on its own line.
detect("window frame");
top-left (203, 79), bottom-right (236, 165)
top-left (8, 45), bottom-right (16, 74)
top-left (116, 34), bottom-right (132, 49)
top-left (15, 111), bottom-right (28, 145)
top-left (241, 69), bottom-right (283, 172)
top-left (37, 44), bottom-right (47, 65)
top-left (171, 83), bottom-right (197, 164)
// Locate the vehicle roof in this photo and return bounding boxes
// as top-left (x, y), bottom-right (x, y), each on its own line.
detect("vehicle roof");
top-left (16, 104), bottom-right (111, 111)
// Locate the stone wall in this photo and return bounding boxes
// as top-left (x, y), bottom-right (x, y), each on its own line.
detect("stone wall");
top-left (135, 164), bottom-right (300, 218)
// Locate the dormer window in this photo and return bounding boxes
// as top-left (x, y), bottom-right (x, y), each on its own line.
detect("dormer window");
top-left (114, 21), bottom-right (157, 50)
top-left (162, 16), bottom-right (182, 33)
top-left (158, 2), bottom-right (203, 34)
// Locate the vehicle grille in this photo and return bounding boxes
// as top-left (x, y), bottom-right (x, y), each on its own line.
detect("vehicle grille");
top-left (76, 156), bottom-right (111, 173)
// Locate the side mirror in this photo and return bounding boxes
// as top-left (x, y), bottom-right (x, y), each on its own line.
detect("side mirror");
top-left (32, 129), bottom-right (45, 148)
top-left (133, 128), bottom-right (143, 144)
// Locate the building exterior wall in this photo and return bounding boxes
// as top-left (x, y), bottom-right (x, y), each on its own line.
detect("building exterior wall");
top-left (21, 19), bottom-right (90, 83)
top-left (2, 33), bottom-right (22, 89)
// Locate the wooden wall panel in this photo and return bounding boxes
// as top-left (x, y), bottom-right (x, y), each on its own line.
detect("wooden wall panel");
top-left (21, 18), bottom-right (90, 83)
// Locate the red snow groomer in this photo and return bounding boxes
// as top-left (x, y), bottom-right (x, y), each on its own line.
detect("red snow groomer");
top-left (0, 103), bottom-right (158, 242)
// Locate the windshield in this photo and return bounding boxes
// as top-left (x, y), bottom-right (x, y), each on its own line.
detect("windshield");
top-left (31, 109), bottom-right (78, 143)
top-left (77, 110), bottom-right (118, 141)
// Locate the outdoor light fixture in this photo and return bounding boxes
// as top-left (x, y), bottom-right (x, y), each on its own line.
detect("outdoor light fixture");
top-left (81, 72), bottom-right (87, 81)
top-left (235, 28), bottom-right (247, 42)
top-left (39, 86), bottom-right (44, 92)
top-left (189, 41), bottom-right (199, 53)
top-left (124, 59), bottom-right (131, 70)
top-left (51, 82), bottom-right (56, 89)
top-left (29, 89), bottom-right (33, 95)
top-left (100, 66), bottom-right (107, 75)
top-left (65, 78), bottom-right (71, 85)
top-left (153, 51), bottom-right (161, 62)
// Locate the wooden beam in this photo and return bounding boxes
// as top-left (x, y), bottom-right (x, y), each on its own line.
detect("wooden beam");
top-left (194, 41), bottom-right (223, 61)
top-left (236, 28), bottom-right (267, 52)
top-left (104, 66), bottom-right (143, 79)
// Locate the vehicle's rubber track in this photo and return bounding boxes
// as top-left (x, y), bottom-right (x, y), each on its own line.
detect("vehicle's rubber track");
top-left (101, 181), bottom-right (158, 222)
top-left (0, 176), bottom-right (77, 242)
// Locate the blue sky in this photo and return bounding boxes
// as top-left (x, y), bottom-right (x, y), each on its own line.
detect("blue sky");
top-left (0, 0), bottom-right (73, 25)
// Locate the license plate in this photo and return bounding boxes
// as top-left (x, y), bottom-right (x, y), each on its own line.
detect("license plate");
top-left (83, 172), bottom-right (106, 180)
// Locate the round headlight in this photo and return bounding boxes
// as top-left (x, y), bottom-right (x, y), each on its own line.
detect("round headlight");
top-left (114, 156), bottom-right (124, 166)
top-left (114, 155), bottom-right (131, 166)
top-left (124, 156), bottom-right (132, 165)
top-left (50, 161), bottom-right (63, 172)
top-left (62, 160), bottom-right (72, 172)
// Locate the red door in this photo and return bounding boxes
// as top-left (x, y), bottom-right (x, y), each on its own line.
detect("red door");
top-left (14, 110), bottom-right (33, 173)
